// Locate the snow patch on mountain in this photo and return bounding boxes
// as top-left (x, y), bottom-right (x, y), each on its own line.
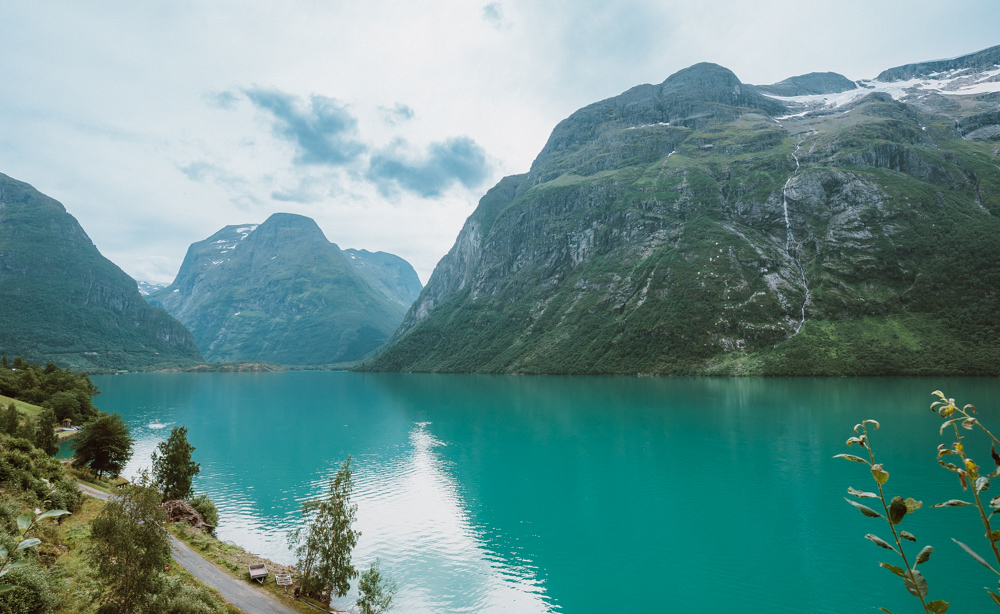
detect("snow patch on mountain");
top-left (766, 66), bottom-right (1000, 116)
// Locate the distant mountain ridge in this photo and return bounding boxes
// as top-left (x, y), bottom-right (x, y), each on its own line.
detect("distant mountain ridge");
top-left (0, 173), bottom-right (203, 370)
top-left (149, 213), bottom-right (421, 365)
top-left (364, 45), bottom-right (1000, 376)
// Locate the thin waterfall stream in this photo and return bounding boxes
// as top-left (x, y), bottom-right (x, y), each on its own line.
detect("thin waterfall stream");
top-left (781, 139), bottom-right (810, 335)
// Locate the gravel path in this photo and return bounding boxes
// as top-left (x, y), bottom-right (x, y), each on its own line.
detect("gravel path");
top-left (76, 482), bottom-right (301, 614)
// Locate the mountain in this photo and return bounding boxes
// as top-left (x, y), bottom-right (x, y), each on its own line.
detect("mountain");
top-left (0, 173), bottom-right (203, 370)
top-left (756, 72), bottom-right (857, 96)
top-left (363, 47), bottom-right (1000, 376)
top-left (148, 213), bottom-right (421, 365)
top-left (136, 279), bottom-right (169, 296)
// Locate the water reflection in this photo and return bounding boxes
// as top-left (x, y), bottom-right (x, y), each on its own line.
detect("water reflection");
top-left (329, 423), bottom-right (554, 613)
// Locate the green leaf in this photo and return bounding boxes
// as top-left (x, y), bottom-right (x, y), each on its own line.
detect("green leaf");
top-left (900, 531), bottom-right (917, 542)
top-left (0, 584), bottom-right (16, 595)
top-left (845, 498), bottom-right (883, 519)
top-left (834, 454), bottom-right (870, 465)
top-left (941, 419), bottom-right (961, 435)
top-left (927, 599), bottom-right (950, 613)
top-left (0, 547), bottom-right (6, 559)
top-left (871, 464), bottom-right (890, 485)
top-left (880, 562), bottom-right (908, 579)
top-left (905, 498), bottom-right (923, 513)
top-left (848, 487), bottom-right (878, 499)
top-left (990, 531), bottom-right (1000, 542)
top-left (35, 509), bottom-right (70, 522)
top-left (940, 461), bottom-right (960, 472)
top-left (15, 538), bottom-right (40, 552)
top-left (16, 514), bottom-right (30, 533)
top-left (904, 568), bottom-right (928, 599)
top-left (932, 499), bottom-right (973, 508)
top-left (889, 496), bottom-right (907, 525)
top-left (866, 534), bottom-right (897, 551)
top-left (953, 538), bottom-right (998, 573)
top-left (916, 545), bottom-right (933, 566)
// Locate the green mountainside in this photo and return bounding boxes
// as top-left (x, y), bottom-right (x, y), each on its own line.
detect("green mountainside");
top-left (0, 173), bottom-right (203, 370)
top-left (148, 213), bottom-right (421, 365)
top-left (364, 49), bottom-right (1000, 375)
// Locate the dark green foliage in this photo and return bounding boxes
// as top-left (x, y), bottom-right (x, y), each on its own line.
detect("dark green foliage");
top-left (151, 426), bottom-right (200, 501)
top-left (357, 558), bottom-right (397, 614)
top-left (88, 477), bottom-right (171, 614)
top-left (0, 563), bottom-right (57, 613)
top-left (71, 412), bottom-right (133, 478)
top-left (0, 359), bottom-right (98, 423)
top-left (0, 403), bottom-right (19, 436)
top-left (291, 456), bottom-right (360, 600)
top-left (32, 410), bottom-right (59, 457)
top-left (0, 433), bottom-right (81, 513)
top-left (187, 494), bottom-right (218, 528)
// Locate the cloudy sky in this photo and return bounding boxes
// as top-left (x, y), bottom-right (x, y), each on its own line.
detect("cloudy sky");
top-left (2, 1), bottom-right (998, 283)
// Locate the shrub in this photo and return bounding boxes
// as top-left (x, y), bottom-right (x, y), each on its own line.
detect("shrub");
top-left (0, 565), bottom-right (56, 614)
top-left (188, 494), bottom-right (218, 528)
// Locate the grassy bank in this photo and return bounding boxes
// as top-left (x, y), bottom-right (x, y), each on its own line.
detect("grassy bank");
top-left (168, 524), bottom-right (341, 614)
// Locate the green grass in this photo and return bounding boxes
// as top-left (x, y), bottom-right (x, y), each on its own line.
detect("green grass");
top-left (0, 394), bottom-right (42, 417)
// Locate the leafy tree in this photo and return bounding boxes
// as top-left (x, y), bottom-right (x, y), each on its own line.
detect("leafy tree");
top-left (290, 456), bottom-right (360, 601)
top-left (87, 474), bottom-right (170, 614)
top-left (357, 558), bottom-right (397, 614)
top-left (71, 412), bottom-right (133, 478)
top-left (32, 409), bottom-right (59, 456)
top-left (0, 403), bottom-right (19, 436)
top-left (151, 426), bottom-right (200, 501)
top-left (43, 391), bottom-right (82, 424)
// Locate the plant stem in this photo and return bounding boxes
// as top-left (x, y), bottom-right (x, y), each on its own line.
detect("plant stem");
top-left (864, 425), bottom-right (932, 613)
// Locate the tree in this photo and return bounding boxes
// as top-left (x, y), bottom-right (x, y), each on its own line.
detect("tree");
top-left (87, 475), bottom-right (171, 614)
top-left (151, 426), bottom-right (200, 500)
top-left (357, 558), bottom-right (397, 614)
top-left (43, 390), bottom-right (82, 424)
top-left (290, 456), bottom-right (360, 601)
top-left (71, 412), bottom-right (133, 478)
top-left (33, 408), bottom-right (60, 456)
top-left (0, 403), bottom-right (20, 436)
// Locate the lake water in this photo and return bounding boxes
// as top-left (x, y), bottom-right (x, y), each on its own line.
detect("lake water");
top-left (85, 372), bottom-right (1000, 613)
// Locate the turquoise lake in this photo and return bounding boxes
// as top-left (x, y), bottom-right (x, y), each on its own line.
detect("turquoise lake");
top-left (86, 372), bottom-right (1000, 613)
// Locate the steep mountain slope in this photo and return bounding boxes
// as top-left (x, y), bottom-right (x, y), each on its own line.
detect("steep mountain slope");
top-left (365, 48), bottom-right (1000, 376)
top-left (0, 173), bottom-right (203, 370)
top-left (148, 213), bottom-right (420, 365)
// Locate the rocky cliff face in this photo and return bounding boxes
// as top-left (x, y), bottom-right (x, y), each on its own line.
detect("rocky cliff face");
top-left (0, 173), bottom-right (203, 370)
top-left (149, 213), bottom-right (421, 365)
top-left (365, 50), bottom-right (1000, 376)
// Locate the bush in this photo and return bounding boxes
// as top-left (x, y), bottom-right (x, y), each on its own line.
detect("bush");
top-left (0, 565), bottom-right (56, 614)
top-left (188, 494), bottom-right (218, 528)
